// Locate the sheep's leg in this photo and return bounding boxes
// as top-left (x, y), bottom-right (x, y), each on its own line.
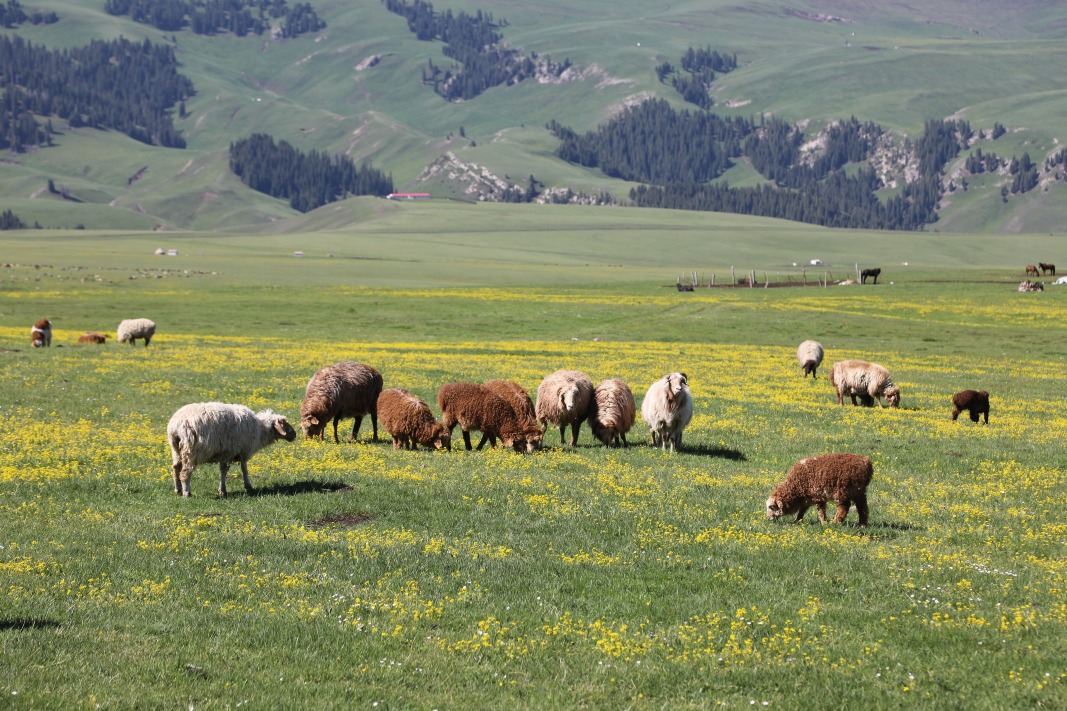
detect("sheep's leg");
top-left (238, 457), bottom-right (254, 494)
top-left (462, 430), bottom-right (473, 450)
top-left (218, 462), bottom-right (230, 498)
top-left (391, 436), bottom-right (403, 450)
top-left (144, 334), bottom-right (152, 346)
top-left (172, 461), bottom-right (183, 495)
top-left (569, 422), bottom-right (581, 446)
top-left (793, 506), bottom-right (809, 523)
top-left (620, 433), bottom-right (629, 448)
top-left (854, 494), bottom-right (869, 526)
top-left (833, 499), bottom-right (851, 524)
top-left (474, 432), bottom-right (490, 450)
top-left (370, 413), bottom-right (379, 442)
top-left (350, 415), bottom-right (364, 441)
top-left (983, 410), bottom-right (989, 424)
top-left (952, 408), bottom-right (961, 421)
top-left (815, 502), bottom-right (828, 523)
top-left (558, 424), bottom-right (567, 445)
top-left (332, 417), bottom-right (341, 443)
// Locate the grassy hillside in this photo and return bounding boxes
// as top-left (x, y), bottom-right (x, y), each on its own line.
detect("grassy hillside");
top-left (2, 0), bottom-right (1067, 232)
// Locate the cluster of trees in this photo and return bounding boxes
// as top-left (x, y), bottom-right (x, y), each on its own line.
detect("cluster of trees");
top-left (1008, 153), bottom-right (1039, 195)
top-left (1, 0), bottom-right (58, 27)
top-left (0, 35), bottom-right (193, 149)
top-left (548, 100), bottom-right (751, 185)
top-left (104, 0), bottom-right (324, 38)
top-left (965, 147), bottom-right (1002, 174)
top-left (655, 46), bottom-right (738, 110)
top-left (229, 134), bottom-right (393, 212)
top-left (385, 0), bottom-right (568, 101)
top-left (0, 209), bottom-right (27, 230)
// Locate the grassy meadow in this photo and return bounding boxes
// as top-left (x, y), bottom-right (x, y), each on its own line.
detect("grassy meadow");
top-left (2, 214), bottom-right (1067, 708)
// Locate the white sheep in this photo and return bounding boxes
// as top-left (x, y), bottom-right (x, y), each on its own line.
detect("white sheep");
top-left (641, 372), bottom-right (693, 452)
top-left (797, 340), bottom-right (824, 378)
top-left (587, 378), bottom-right (637, 447)
top-left (535, 370), bottom-right (594, 446)
top-left (829, 360), bottom-right (900, 408)
top-left (117, 318), bottom-right (156, 346)
top-left (167, 402), bottom-right (297, 497)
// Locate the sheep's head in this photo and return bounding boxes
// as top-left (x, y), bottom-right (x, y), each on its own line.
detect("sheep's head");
top-left (766, 496), bottom-right (785, 520)
top-left (301, 414), bottom-right (326, 439)
top-left (560, 385), bottom-right (579, 412)
top-left (666, 372), bottom-right (689, 400)
top-left (523, 425), bottom-right (544, 453)
top-left (262, 411), bottom-right (297, 442)
top-left (884, 385), bottom-right (901, 408)
top-left (429, 423), bottom-right (452, 451)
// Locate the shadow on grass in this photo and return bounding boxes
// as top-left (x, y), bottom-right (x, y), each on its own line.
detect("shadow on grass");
top-left (678, 443), bottom-right (748, 460)
top-left (0, 618), bottom-right (61, 632)
top-left (247, 480), bottom-right (352, 498)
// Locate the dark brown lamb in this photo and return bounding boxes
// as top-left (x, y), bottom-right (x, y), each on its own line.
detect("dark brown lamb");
top-left (437, 382), bottom-right (529, 453)
top-left (951, 389), bottom-right (990, 424)
top-left (300, 361), bottom-right (383, 442)
top-left (482, 380), bottom-right (544, 451)
top-left (766, 453), bottom-right (873, 526)
top-left (377, 388), bottom-right (452, 451)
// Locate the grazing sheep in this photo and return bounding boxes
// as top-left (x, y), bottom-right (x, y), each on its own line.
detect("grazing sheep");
top-left (437, 382), bottom-right (530, 453)
top-left (951, 389), bottom-right (990, 424)
top-left (167, 402), bottom-right (296, 497)
top-left (482, 379), bottom-right (543, 451)
top-left (77, 331), bottom-right (107, 344)
top-left (117, 318), bottom-right (156, 346)
top-left (797, 340), bottom-right (824, 378)
top-left (640, 372), bottom-right (693, 452)
top-left (829, 360), bottom-right (900, 408)
top-left (301, 361), bottom-right (383, 442)
top-left (535, 370), bottom-right (594, 446)
top-left (587, 378), bottom-right (637, 447)
top-left (377, 388), bottom-right (452, 451)
top-left (766, 453), bottom-right (873, 525)
top-left (31, 318), bottom-right (51, 347)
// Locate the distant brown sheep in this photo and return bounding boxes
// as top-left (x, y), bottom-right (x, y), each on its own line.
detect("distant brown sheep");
top-left (300, 361), bottom-right (383, 442)
top-left (951, 389), bottom-right (990, 424)
top-left (437, 382), bottom-right (530, 453)
top-left (482, 380), bottom-right (543, 451)
top-left (31, 319), bottom-right (51, 348)
top-left (78, 331), bottom-right (108, 344)
top-left (766, 453), bottom-right (873, 526)
top-left (377, 388), bottom-right (452, 451)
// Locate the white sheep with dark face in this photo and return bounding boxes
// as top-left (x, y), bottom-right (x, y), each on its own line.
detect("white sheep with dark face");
top-left (640, 372), bottom-right (693, 452)
top-left (167, 402), bottom-right (296, 497)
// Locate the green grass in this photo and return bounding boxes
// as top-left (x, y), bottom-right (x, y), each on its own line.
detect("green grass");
top-left (2, 224), bottom-right (1067, 707)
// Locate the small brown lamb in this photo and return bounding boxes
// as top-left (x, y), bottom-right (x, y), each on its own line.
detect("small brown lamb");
top-left (951, 389), bottom-right (990, 424)
top-left (78, 331), bottom-right (108, 344)
top-left (766, 453), bottom-right (873, 526)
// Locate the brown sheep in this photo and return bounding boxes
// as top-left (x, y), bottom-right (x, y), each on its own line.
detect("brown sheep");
top-left (588, 378), bottom-right (637, 447)
top-left (951, 389), bottom-right (990, 424)
top-left (535, 370), bottom-right (594, 446)
top-left (766, 453), bottom-right (873, 526)
top-left (301, 361), bottom-right (383, 442)
top-left (31, 319), bottom-right (52, 348)
top-left (78, 331), bottom-right (108, 344)
top-left (437, 382), bottom-right (529, 453)
top-left (482, 380), bottom-right (544, 451)
top-left (377, 388), bottom-right (452, 451)
top-left (829, 360), bottom-right (900, 408)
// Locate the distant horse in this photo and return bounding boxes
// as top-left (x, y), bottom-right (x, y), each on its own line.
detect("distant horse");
top-left (1040, 262), bottom-right (1056, 276)
top-left (860, 268), bottom-right (881, 284)
top-left (1025, 265), bottom-right (1041, 277)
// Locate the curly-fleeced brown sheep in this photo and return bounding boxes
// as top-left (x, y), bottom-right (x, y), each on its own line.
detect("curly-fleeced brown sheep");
top-left (78, 331), bottom-right (108, 344)
top-left (766, 453), bottom-right (873, 525)
top-left (951, 389), bottom-right (990, 424)
top-left (482, 380), bottom-right (543, 451)
top-left (378, 388), bottom-right (452, 451)
top-left (587, 378), bottom-right (637, 447)
top-left (535, 370), bottom-right (594, 446)
top-left (301, 361), bottom-right (383, 442)
top-left (437, 382), bottom-right (529, 453)
top-left (829, 360), bottom-right (900, 408)
top-left (797, 340), bottom-right (824, 378)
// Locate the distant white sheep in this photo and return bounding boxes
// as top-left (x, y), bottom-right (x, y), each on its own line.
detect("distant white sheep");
top-left (587, 378), bottom-right (636, 447)
top-left (167, 402), bottom-right (297, 497)
top-left (117, 318), bottom-right (156, 346)
top-left (535, 370), bottom-right (594, 446)
top-left (797, 340), bottom-right (824, 378)
top-left (829, 360), bottom-right (900, 408)
top-left (640, 372), bottom-right (693, 452)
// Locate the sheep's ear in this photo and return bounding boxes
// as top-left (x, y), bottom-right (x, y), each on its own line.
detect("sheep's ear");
top-left (274, 420), bottom-right (289, 436)
top-left (680, 372), bottom-right (688, 383)
top-left (307, 416), bottom-right (319, 426)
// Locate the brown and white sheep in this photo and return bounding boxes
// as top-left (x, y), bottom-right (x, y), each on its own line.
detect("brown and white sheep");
top-left (482, 379), bottom-right (543, 451)
top-left (535, 370), bottom-right (594, 446)
top-left (587, 378), bottom-right (637, 447)
top-left (167, 402), bottom-right (297, 497)
top-left (377, 387), bottom-right (452, 451)
top-left (829, 360), bottom-right (900, 408)
top-left (797, 340), bottom-right (824, 378)
top-left (301, 361), bottom-right (383, 442)
top-left (437, 382), bottom-right (530, 453)
top-left (766, 452), bottom-right (873, 525)
top-left (951, 389), bottom-right (990, 424)
top-left (640, 372), bottom-right (693, 452)
top-left (117, 318), bottom-right (156, 346)
top-left (78, 331), bottom-right (108, 344)
top-left (31, 319), bottom-right (51, 347)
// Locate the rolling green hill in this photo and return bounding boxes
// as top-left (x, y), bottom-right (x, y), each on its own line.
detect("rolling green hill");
top-left (2, 0), bottom-right (1067, 233)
